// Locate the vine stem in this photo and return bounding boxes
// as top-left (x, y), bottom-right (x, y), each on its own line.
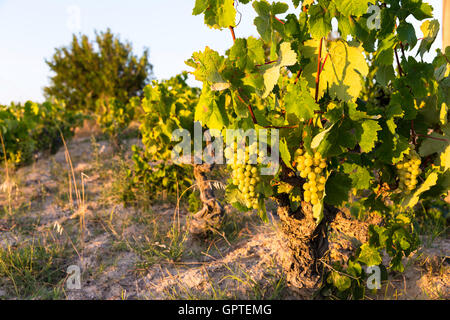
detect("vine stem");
top-left (319, 52), bottom-right (329, 75)
top-left (229, 26), bottom-right (236, 42)
top-left (255, 60), bottom-right (278, 67)
top-left (443, 54), bottom-right (450, 64)
top-left (411, 120), bottom-right (417, 146)
top-left (416, 134), bottom-right (449, 142)
top-left (315, 38), bottom-right (323, 103)
top-left (394, 46), bottom-right (404, 77)
top-left (274, 16), bottom-right (285, 25)
top-left (399, 42), bottom-right (407, 64)
top-left (294, 68), bottom-right (303, 84)
top-left (236, 91), bottom-right (298, 129)
top-left (236, 91), bottom-right (258, 124)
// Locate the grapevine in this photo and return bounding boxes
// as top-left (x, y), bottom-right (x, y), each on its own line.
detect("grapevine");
top-left (188, 0), bottom-right (450, 298)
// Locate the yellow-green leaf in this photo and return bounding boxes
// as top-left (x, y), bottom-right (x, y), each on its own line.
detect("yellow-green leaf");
top-left (402, 171), bottom-right (439, 208)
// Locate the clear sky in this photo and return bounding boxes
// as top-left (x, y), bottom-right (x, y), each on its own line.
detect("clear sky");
top-left (0, 0), bottom-right (444, 104)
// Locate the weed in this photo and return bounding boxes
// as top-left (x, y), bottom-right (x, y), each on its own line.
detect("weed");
top-left (0, 238), bottom-right (70, 299)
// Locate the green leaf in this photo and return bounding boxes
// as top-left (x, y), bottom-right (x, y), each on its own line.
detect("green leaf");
top-left (302, 39), bottom-right (369, 102)
top-left (418, 125), bottom-right (449, 157)
top-left (342, 163), bottom-right (372, 190)
top-left (401, 171), bottom-right (439, 208)
top-left (313, 201), bottom-right (324, 224)
top-left (284, 78), bottom-right (319, 121)
top-left (332, 0), bottom-right (368, 17)
top-left (397, 21), bottom-right (417, 49)
top-left (417, 19), bottom-right (439, 59)
top-left (308, 4), bottom-right (332, 39)
top-left (358, 120), bottom-right (382, 153)
top-left (376, 65), bottom-right (395, 86)
top-left (229, 37), bottom-right (265, 71)
top-left (193, 0), bottom-right (236, 29)
top-left (374, 34), bottom-right (396, 66)
top-left (409, 0), bottom-right (434, 20)
top-left (187, 47), bottom-right (230, 91)
top-left (261, 42), bottom-right (297, 98)
top-left (348, 259), bottom-right (362, 277)
top-left (358, 243), bottom-right (382, 266)
top-left (311, 123), bottom-right (335, 150)
top-left (325, 172), bottom-right (352, 206)
top-left (195, 87), bottom-right (229, 130)
top-left (258, 197), bottom-right (269, 222)
top-left (440, 145), bottom-right (450, 171)
top-left (253, 1), bottom-right (288, 43)
top-left (279, 138), bottom-right (293, 170)
top-left (328, 271), bottom-right (351, 292)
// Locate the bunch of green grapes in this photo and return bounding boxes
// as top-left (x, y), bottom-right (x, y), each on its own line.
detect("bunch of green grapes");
top-left (294, 148), bottom-right (327, 206)
top-left (225, 142), bottom-right (261, 210)
top-left (396, 149), bottom-right (422, 194)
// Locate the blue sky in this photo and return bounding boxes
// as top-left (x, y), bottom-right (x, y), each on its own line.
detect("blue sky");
top-left (0, 0), bottom-right (444, 104)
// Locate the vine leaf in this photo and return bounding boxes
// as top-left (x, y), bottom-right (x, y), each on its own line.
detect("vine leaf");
top-left (193, 0), bottom-right (236, 29)
top-left (331, 0), bottom-right (368, 17)
top-left (195, 87), bottom-right (229, 130)
top-left (358, 120), bottom-right (382, 153)
top-left (327, 271), bottom-right (351, 292)
top-left (186, 47), bottom-right (231, 91)
top-left (311, 123), bottom-right (334, 150)
top-left (342, 163), bottom-right (372, 190)
top-left (253, 0), bottom-right (289, 43)
top-left (397, 21), bottom-right (417, 48)
top-left (374, 34), bottom-right (396, 66)
top-left (376, 65), bottom-right (395, 86)
top-left (358, 243), bottom-right (382, 266)
top-left (261, 42), bottom-right (297, 98)
top-left (324, 171), bottom-right (352, 206)
top-left (417, 19), bottom-right (439, 59)
top-left (308, 4), bottom-right (332, 39)
top-left (402, 171), bottom-right (439, 208)
top-left (284, 78), bottom-right (319, 121)
top-left (229, 37), bottom-right (265, 71)
top-left (441, 145), bottom-right (450, 171)
top-left (303, 39), bottom-right (369, 102)
top-left (418, 125), bottom-right (450, 157)
top-left (279, 138), bottom-right (293, 170)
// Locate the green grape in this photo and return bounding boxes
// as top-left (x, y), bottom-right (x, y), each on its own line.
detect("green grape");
top-left (294, 147), bottom-right (328, 210)
top-left (395, 149), bottom-right (422, 194)
top-left (229, 142), bottom-right (261, 210)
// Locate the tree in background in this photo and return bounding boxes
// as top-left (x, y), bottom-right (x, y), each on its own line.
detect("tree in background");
top-left (44, 29), bottom-right (153, 112)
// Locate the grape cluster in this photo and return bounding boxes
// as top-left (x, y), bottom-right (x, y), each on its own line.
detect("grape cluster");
top-left (396, 150), bottom-right (422, 194)
top-left (225, 142), bottom-right (261, 210)
top-left (294, 148), bottom-right (327, 206)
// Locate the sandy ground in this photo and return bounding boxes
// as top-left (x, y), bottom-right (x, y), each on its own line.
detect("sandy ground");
top-left (0, 127), bottom-right (448, 300)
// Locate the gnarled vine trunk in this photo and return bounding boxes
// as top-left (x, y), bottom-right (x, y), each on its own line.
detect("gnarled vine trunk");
top-left (275, 192), bottom-right (376, 292)
top-left (189, 163), bottom-right (224, 236)
top-left (276, 193), bottom-right (338, 290)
